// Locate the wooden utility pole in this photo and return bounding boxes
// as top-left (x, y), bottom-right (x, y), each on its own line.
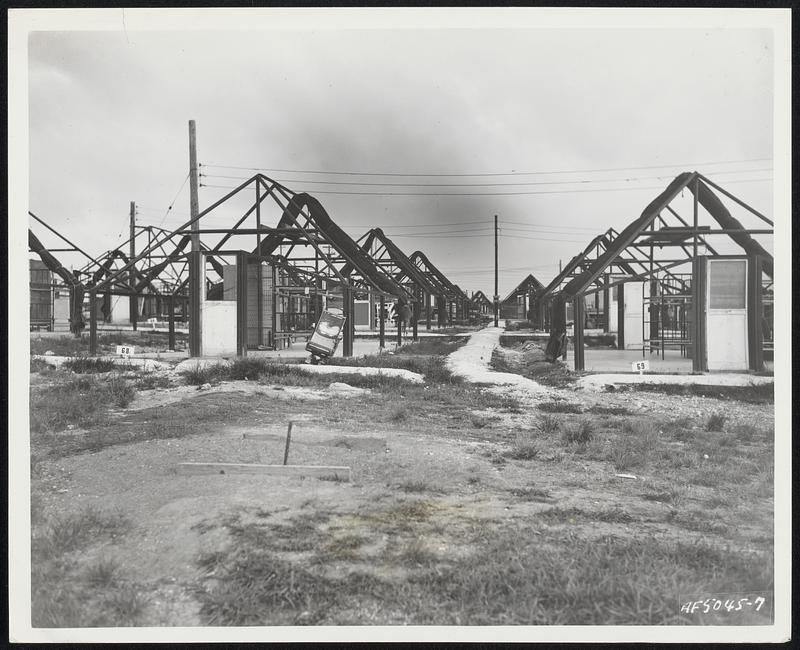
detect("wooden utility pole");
top-left (493, 214), bottom-right (499, 327)
top-left (129, 201), bottom-right (137, 330)
top-left (188, 120), bottom-right (202, 356)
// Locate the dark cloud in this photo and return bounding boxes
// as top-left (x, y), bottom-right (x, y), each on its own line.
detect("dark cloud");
top-left (25, 22), bottom-right (775, 295)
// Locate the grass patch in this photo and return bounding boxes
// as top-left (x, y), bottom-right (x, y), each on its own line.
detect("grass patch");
top-left (29, 372), bottom-right (136, 433)
top-left (31, 332), bottom-right (187, 357)
top-left (394, 336), bottom-right (468, 356)
top-left (607, 420), bottom-right (660, 471)
top-left (505, 429), bottom-right (540, 460)
top-left (388, 405), bottom-right (410, 423)
top-left (705, 412), bottom-right (727, 432)
top-left (134, 372), bottom-right (172, 390)
top-left (587, 405), bottom-right (632, 416)
top-left (31, 507), bottom-right (145, 627)
top-left (330, 352), bottom-right (463, 385)
top-left (62, 357), bottom-right (118, 373)
top-left (624, 382), bottom-right (773, 404)
top-left (181, 363), bottom-right (230, 386)
top-left (192, 509), bottom-right (773, 625)
top-left (34, 507), bottom-right (132, 556)
top-left (562, 419), bottom-right (594, 446)
top-left (537, 414), bottom-right (560, 435)
top-left (397, 481), bottom-right (441, 494)
top-left (507, 486), bottom-right (554, 503)
top-left (538, 401), bottom-right (583, 414)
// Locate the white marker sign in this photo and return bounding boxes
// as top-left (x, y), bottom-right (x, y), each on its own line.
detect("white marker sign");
top-left (631, 359), bottom-right (649, 374)
top-left (116, 345), bottom-right (134, 358)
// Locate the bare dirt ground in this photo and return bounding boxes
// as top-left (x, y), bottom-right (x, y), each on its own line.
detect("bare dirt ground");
top-left (29, 333), bottom-right (775, 627)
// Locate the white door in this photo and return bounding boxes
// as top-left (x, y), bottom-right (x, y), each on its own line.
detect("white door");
top-left (623, 282), bottom-right (645, 348)
top-left (706, 258), bottom-right (748, 371)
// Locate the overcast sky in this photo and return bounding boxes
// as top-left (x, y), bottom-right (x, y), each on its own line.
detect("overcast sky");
top-left (20, 9), bottom-right (784, 298)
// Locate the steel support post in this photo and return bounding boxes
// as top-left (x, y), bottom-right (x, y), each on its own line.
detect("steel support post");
top-left (691, 256), bottom-right (706, 372)
top-left (236, 252), bottom-right (248, 357)
top-left (342, 285), bottom-right (354, 357)
top-left (617, 283), bottom-right (625, 349)
top-left (425, 293), bottom-right (431, 330)
top-left (379, 295), bottom-right (386, 349)
top-left (603, 276), bottom-right (610, 333)
top-left (396, 301), bottom-right (403, 347)
top-left (573, 298), bottom-right (585, 371)
top-left (168, 295), bottom-right (176, 350)
top-left (747, 256), bottom-right (764, 372)
top-left (89, 291), bottom-right (98, 355)
top-left (271, 265), bottom-right (278, 349)
top-left (412, 293), bottom-right (419, 342)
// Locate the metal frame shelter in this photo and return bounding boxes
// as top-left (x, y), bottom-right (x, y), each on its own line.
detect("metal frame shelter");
top-left (28, 211), bottom-right (222, 347)
top-left (356, 227), bottom-right (443, 347)
top-left (543, 171), bottom-right (773, 372)
top-left (89, 174), bottom-right (408, 357)
top-left (408, 250), bottom-right (472, 326)
top-left (499, 273), bottom-right (545, 324)
top-left (470, 290), bottom-right (494, 319)
top-left (536, 228), bottom-right (627, 334)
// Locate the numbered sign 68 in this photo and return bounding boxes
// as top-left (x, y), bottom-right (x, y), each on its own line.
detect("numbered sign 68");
top-left (631, 359), bottom-right (649, 373)
top-left (116, 345), bottom-right (134, 358)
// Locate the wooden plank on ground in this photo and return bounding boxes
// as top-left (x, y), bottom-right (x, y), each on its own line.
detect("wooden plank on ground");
top-left (176, 463), bottom-right (351, 481)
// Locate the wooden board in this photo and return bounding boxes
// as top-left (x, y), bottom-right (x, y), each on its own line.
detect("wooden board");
top-left (176, 463), bottom-right (351, 480)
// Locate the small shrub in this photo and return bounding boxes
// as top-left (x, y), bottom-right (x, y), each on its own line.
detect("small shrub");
top-left (38, 507), bottom-right (132, 556)
top-left (538, 401), bottom-right (582, 414)
top-left (323, 534), bottom-right (367, 560)
top-left (30, 357), bottom-right (54, 374)
top-left (562, 419), bottom-right (594, 445)
top-left (609, 420), bottom-right (660, 470)
top-left (587, 405), bottom-right (632, 416)
top-left (83, 558), bottom-right (119, 587)
top-left (182, 362), bottom-right (231, 385)
top-left (62, 357), bottom-right (117, 373)
top-left (537, 414), bottom-right (560, 435)
top-left (101, 586), bottom-right (148, 625)
top-left (508, 486), bottom-right (554, 502)
top-left (398, 481), bottom-right (438, 493)
top-left (134, 373), bottom-right (172, 390)
top-left (506, 429), bottom-right (540, 460)
top-left (469, 414), bottom-right (492, 429)
top-left (389, 405), bottom-right (409, 423)
top-left (228, 357), bottom-right (271, 381)
top-left (107, 373), bottom-right (136, 408)
top-left (397, 539), bottom-right (437, 567)
top-left (705, 413), bottom-right (727, 432)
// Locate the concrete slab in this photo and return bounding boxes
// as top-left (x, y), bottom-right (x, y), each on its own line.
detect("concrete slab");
top-left (566, 347), bottom-right (694, 374)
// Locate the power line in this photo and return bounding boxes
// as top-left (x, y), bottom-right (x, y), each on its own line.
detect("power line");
top-left (157, 173), bottom-right (191, 229)
top-left (200, 167), bottom-right (772, 188)
top-left (199, 178), bottom-right (770, 197)
top-left (199, 156), bottom-right (771, 178)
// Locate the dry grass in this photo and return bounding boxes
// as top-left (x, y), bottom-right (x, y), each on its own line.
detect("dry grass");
top-left (31, 507), bottom-right (147, 627)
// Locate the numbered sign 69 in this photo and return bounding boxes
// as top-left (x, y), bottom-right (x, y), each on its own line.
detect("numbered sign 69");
top-left (116, 345), bottom-right (134, 358)
top-left (631, 359), bottom-right (649, 373)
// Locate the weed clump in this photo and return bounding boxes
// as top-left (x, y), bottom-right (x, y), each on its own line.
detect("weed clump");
top-left (537, 414), bottom-right (560, 435)
top-left (62, 357), bottom-right (117, 373)
top-left (538, 401), bottom-right (583, 414)
top-left (181, 363), bottom-right (229, 386)
top-left (562, 419), bottom-right (594, 445)
top-left (608, 420), bottom-right (661, 471)
top-left (705, 413), bottom-right (727, 432)
top-left (30, 373), bottom-right (136, 433)
top-left (506, 430), bottom-right (540, 460)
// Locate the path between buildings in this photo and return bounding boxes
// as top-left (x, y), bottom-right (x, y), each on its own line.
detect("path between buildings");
top-left (445, 327), bottom-right (553, 399)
